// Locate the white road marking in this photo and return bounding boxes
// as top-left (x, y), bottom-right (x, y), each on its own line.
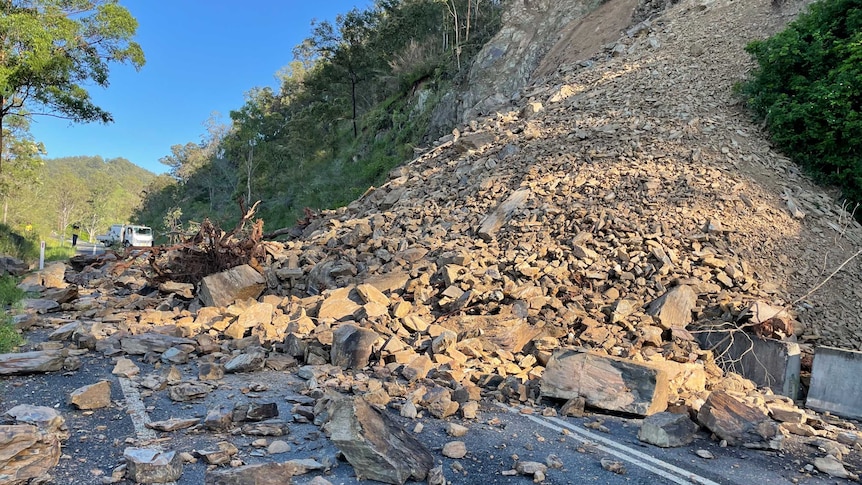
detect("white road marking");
top-left (498, 403), bottom-right (721, 485)
top-left (118, 376), bottom-right (157, 442)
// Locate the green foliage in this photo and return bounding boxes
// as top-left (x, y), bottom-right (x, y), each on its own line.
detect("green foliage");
top-left (741, 0), bottom-right (862, 208)
top-left (0, 223), bottom-right (37, 261)
top-left (0, 275), bottom-right (24, 306)
top-left (0, 276), bottom-right (25, 353)
top-left (0, 0), bottom-right (145, 177)
top-left (0, 315), bottom-right (23, 353)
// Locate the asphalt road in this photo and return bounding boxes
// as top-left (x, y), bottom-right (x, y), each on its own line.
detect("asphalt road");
top-left (1, 329), bottom-right (856, 485)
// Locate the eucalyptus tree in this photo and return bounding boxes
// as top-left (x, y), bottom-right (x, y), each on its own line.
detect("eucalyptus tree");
top-left (0, 0), bottom-right (145, 173)
top-left (0, 115), bottom-right (42, 224)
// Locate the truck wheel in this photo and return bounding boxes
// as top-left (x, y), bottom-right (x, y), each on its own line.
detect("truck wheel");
top-left (123, 241), bottom-right (130, 248)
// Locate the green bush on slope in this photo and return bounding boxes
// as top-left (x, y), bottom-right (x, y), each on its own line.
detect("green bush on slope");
top-left (741, 0), bottom-right (862, 210)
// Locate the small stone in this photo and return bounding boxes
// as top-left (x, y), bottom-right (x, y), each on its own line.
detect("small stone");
top-left (446, 423), bottom-right (468, 437)
top-left (267, 440), bottom-right (291, 455)
top-left (442, 441), bottom-right (467, 459)
top-left (694, 449), bottom-right (714, 459)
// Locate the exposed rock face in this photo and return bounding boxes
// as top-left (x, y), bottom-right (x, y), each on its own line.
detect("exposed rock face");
top-left (431, 0), bottom-right (638, 134)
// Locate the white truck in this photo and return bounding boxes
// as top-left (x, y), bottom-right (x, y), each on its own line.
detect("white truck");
top-left (96, 224), bottom-right (154, 247)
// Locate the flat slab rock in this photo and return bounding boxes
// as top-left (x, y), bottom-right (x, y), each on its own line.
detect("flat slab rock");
top-left (0, 350), bottom-right (66, 375)
top-left (204, 459), bottom-right (324, 485)
top-left (541, 349), bottom-right (669, 416)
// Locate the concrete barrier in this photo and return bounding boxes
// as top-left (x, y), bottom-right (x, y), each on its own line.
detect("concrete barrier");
top-left (806, 346), bottom-right (862, 420)
top-left (697, 326), bottom-right (800, 399)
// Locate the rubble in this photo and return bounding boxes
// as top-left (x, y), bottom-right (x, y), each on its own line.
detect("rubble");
top-left (3, 0), bottom-right (862, 482)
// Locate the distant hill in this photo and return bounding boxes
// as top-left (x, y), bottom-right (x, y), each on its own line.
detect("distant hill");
top-left (11, 155), bottom-right (156, 242)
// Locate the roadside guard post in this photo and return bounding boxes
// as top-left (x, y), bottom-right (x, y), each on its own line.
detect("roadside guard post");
top-left (39, 241), bottom-right (46, 270)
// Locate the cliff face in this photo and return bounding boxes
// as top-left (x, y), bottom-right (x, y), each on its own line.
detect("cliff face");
top-left (430, 0), bottom-right (642, 135)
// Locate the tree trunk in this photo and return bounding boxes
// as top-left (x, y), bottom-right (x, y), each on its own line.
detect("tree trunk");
top-left (351, 73), bottom-right (358, 138)
top-left (0, 110), bottom-right (5, 175)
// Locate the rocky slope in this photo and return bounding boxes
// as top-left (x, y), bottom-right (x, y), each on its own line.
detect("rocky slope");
top-left (5, 0), bottom-right (862, 482)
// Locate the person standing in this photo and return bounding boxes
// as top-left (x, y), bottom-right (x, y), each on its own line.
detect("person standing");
top-left (71, 224), bottom-right (80, 247)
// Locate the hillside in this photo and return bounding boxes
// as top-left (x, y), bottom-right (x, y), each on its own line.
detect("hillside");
top-left (11, 155), bottom-right (156, 242)
top-left (284, 0), bottom-right (862, 355)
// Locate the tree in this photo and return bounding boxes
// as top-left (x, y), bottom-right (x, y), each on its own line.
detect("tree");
top-left (0, 0), bottom-right (145, 173)
top-left (305, 8), bottom-right (380, 138)
top-left (0, 115), bottom-right (43, 223)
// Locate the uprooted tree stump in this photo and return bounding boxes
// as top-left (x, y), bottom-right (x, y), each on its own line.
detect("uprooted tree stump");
top-left (107, 200), bottom-right (268, 284)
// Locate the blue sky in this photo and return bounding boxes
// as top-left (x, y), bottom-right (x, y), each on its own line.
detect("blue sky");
top-left (28, 0), bottom-right (370, 175)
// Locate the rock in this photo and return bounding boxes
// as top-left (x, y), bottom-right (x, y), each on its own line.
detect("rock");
top-left (516, 461), bottom-right (548, 479)
top-left (694, 449), bottom-right (715, 459)
top-left (0, 255), bottom-right (28, 276)
top-left (123, 447), bottom-right (183, 484)
top-left (0, 424), bottom-right (61, 484)
top-left (204, 459), bottom-right (325, 484)
top-left (541, 349), bottom-right (669, 416)
top-left (0, 350), bottom-right (66, 375)
top-left (198, 264), bottom-right (265, 308)
top-left (446, 423), bottom-right (468, 437)
top-left (3, 405), bottom-right (65, 434)
top-left (317, 286), bottom-right (363, 322)
top-left (267, 440), bottom-right (290, 454)
top-left (600, 458), bottom-right (626, 474)
top-left (477, 189), bottom-right (531, 242)
top-left (169, 382), bottom-right (211, 402)
top-left (422, 387), bottom-right (459, 419)
top-left (198, 362), bottom-right (225, 381)
top-left (112, 357), bottom-right (140, 378)
top-left (159, 281), bottom-right (194, 299)
top-left (196, 441), bottom-right (238, 465)
top-left (323, 396), bottom-right (434, 484)
top-left (48, 321), bottom-right (81, 341)
top-left (40, 262), bottom-right (68, 289)
top-left (121, 333), bottom-right (196, 355)
top-left (203, 405), bottom-right (233, 432)
top-left (696, 391), bottom-right (783, 450)
top-left (813, 455), bottom-right (854, 479)
top-left (443, 314), bottom-right (540, 354)
top-left (240, 420), bottom-right (290, 436)
top-left (236, 402), bottom-right (279, 422)
top-left (645, 285), bottom-right (697, 330)
top-left (330, 324), bottom-right (380, 369)
top-left (19, 298), bottom-right (60, 313)
top-left (442, 441), bottom-right (467, 459)
top-left (145, 418), bottom-right (199, 432)
top-left (401, 354), bottom-right (433, 381)
top-left (224, 349), bottom-right (266, 373)
top-left (69, 380), bottom-right (112, 410)
top-left (638, 412), bottom-right (698, 447)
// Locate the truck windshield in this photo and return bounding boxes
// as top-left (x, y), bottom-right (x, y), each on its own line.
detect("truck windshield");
top-left (135, 227), bottom-right (152, 235)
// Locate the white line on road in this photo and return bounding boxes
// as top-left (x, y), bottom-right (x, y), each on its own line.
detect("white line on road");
top-left (497, 403), bottom-right (721, 485)
top-left (118, 376), bottom-right (157, 442)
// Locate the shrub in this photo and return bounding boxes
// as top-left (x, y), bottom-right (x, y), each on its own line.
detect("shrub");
top-left (741, 0), bottom-right (862, 208)
top-left (0, 276), bottom-right (25, 353)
